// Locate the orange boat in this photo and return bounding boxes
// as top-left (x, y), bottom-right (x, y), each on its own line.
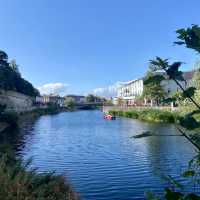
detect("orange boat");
top-left (104, 114), bottom-right (116, 120)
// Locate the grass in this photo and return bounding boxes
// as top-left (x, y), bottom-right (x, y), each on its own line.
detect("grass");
top-left (0, 145), bottom-right (78, 200)
top-left (108, 108), bottom-right (177, 123)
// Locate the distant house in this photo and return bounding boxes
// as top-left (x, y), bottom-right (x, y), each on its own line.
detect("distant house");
top-left (65, 95), bottom-right (86, 104)
top-left (117, 71), bottom-right (195, 106)
top-left (35, 96), bottom-right (44, 104)
top-left (42, 94), bottom-right (65, 107)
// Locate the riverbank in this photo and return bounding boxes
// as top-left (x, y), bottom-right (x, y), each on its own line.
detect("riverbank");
top-left (0, 106), bottom-right (67, 134)
top-left (0, 106), bottom-right (79, 200)
top-left (108, 108), bottom-right (200, 150)
top-left (0, 145), bottom-right (78, 200)
top-left (108, 108), bottom-right (178, 123)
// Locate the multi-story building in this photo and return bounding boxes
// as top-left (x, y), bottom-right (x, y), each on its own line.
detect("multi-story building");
top-left (117, 71), bottom-right (194, 106)
top-left (117, 78), bottom-right (144, 106)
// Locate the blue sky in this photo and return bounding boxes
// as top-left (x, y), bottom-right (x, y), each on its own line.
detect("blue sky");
top-left (0, 0), bottom-right (200, 96)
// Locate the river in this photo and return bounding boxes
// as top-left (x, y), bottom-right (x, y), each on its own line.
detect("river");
top-left (7, 110), bottom-right (198, 199)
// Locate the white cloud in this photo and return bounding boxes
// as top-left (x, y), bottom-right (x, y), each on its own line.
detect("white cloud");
top-left (38, 83), bottom-right (69, 96)
top-left (90, 82), bottom-right (124, 98)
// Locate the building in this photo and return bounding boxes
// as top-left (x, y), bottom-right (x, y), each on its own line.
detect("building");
top-left (117, 71), bottom-right (194, 106)
top-left (35, 96), bottom-right (44, 104)
top-left (42, 94), bottom-right (65, 107)
top-left (117, 78), bottom-right (144, 106)
top-left (65, 95), bottom-right (86, 104)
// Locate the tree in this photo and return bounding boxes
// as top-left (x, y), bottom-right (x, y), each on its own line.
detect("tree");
top-left (142, 71), bottom-right (166, 105)
top-left (86, 94), bottom-right (96, 102)
top-left (0, 50), bottom-right (9, 68)
top-left (9, 59), bottom-right (20, 76)
top-left (117, 97), bottom-right (124, 106)
top-left (0, 50), bottom-right (40, 97)
top-left (175, 24), bottom-right (200, 54)
top-left (64, 97), bottom-right (75, 108)
top-left (146, 25), bottom-right (200, 199)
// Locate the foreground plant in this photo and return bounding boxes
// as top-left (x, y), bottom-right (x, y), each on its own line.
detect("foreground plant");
top-left (145, 25), bottom-right (200, 200)
top-left (0, 145), bottom-right (78, 200)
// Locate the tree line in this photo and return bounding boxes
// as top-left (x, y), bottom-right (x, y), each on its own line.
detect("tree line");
top-left (0, 50), bottom-right (40, 97)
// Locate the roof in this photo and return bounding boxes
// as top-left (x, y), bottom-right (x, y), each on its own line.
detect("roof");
top-left (65, 95), bottom-right (85, 98)
top-left (120, 70), bottom-right (194, 87)
top-left (183, 71), bottom-right (195, 80)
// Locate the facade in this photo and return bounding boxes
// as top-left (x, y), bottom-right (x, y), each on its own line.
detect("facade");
top-left (42, 94), bottom-right (65, 107)
top-left (117, 71), bottom-right (194, 106)
top-left (65, 95), bottom-right (86, 104)
top-left (117, 78), bottom-right (144, 106)
top-left (35, 96), bottom-right (44, 104)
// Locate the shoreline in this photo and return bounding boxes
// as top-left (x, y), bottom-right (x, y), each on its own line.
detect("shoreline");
top-left (0, 106), bottom-right (79, 200)
top-left (107, 108), bottom-right (200, 150)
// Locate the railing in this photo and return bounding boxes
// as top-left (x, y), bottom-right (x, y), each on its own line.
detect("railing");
top-left (102, 105), bottom-right (178, 113)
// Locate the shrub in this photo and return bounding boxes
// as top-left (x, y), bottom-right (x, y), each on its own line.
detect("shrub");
top-left (0, 146), bottom-right (78, 200)
top-left (109, 109), bottom-right (176, 123)
top-left (0, 112), bottom-right (18, 127)
top-left (124, 111), bottom-right (139, 119)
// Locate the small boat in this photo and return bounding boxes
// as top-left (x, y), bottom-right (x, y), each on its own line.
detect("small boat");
top-left (104, 114), bottom-right (116, 120)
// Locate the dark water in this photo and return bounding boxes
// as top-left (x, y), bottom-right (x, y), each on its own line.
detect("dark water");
top-left (11, 110), bottom-right (198, 199)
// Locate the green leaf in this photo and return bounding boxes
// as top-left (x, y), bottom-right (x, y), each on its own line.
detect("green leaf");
top-left (164, 188), bottom-right (183, 200)
top-left (179, 115), bottom-right (200, 130)
top-left (182, 87), bottom-right (196, 98)
top-left (145, 191), bottom-right (160, 200)
top-left (182, 170), bottom-right (195, 177)
top-left (162, 97), bottom-right (176, 103)
top-left (184, 193), bottom-right (200, 200)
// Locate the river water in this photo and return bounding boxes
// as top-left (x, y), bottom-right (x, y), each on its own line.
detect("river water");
top-left (9, 110), bottom-right (198, 199)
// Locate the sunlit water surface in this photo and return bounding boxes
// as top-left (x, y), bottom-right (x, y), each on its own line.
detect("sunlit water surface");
top-left (11, 110), bottom-right (198, 199)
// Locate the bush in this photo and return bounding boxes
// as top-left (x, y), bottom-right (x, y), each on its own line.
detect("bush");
top-left (0, 145), bottom-right (78, 200)
top-left (0, 112), bottom-right (18, 127)
top-left (109, 109), bottom-right (176, 123)
top-left (123, 111), bottom-right (139, 119)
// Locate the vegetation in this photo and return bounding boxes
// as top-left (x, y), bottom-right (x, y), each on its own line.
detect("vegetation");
top-left (145, 24), bottom-right (200, 200)
top-left (0, 50), bottom-right (39, 97)
top-left (86, 94), bottom-right (106, 103)
top-left (0, 104), bottom-right (18, 127)
top-left (142, 71), bottom-right (166, 105)
top-left (0, 112), bottom-right (18, 127)
top-left (108, 109), bottom-right (176, 123)
top-left (64, 98), bottom-right (75, 109)
top-left (0, 145), bottom-right (77, 200)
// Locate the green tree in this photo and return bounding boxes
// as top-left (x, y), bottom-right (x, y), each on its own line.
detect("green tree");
top-left (175, 24), bottom-right (200, 54)
top-left (0, 50), bottom-right (40, 97)
top-left (146, 25), bottom-right (200, 200)
top-left (142, 71), bottom-right (166, 105)
top-left (86, 94), bottom-right (96, 102)
top-left (9, 59), bottom-right (20, 76)
top-left (64, 97), bottom-right (75, 108)
top-left (0, 50), bottom-right (9, 70)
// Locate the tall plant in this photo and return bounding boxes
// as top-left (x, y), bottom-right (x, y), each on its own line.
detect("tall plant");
top-left (146, 25), bottom-right (200, 199)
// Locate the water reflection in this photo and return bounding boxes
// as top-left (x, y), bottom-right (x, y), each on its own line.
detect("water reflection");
top-left (3, 110), bottom-right (198, 200)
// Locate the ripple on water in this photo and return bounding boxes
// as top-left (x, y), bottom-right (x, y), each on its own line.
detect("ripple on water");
top-left (16, 111), bottom-right (197, 200)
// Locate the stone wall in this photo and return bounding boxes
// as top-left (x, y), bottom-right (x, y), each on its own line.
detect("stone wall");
top-left (0, 90), bottom-right (35, 113)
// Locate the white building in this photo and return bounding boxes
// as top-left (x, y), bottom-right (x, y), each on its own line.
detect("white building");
top-left (117, 78), bottom-right (144, 106)
top-left (117, 71), bottom-right (194, 106)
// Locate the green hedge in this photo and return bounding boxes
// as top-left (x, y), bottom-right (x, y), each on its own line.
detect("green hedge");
top-left (108, 109), bottom-right (177, 123)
